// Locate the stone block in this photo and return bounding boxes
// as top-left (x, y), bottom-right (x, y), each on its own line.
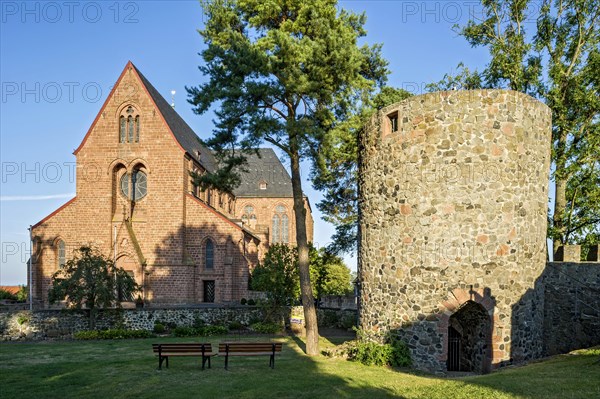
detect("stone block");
top-left (554, 245), bottom-right (581, 262)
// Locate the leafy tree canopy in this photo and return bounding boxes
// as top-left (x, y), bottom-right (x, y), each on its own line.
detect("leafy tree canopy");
top-left (187, 0), bottom-right (389, 355)
top-left (48, 246), bottom-right (139, 328)
top-left (251, 244), bottom-right (353, 305)
top-left (312, 86), bottom-right (412, 254)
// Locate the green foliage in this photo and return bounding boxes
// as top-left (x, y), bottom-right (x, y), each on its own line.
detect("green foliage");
top-left (250, 322), bottom-right (282, 334)
top-left (16, 313), bottom-right (30, 326)
top-left (240, 298), bottom-right (247, 305)
top-left (228, 320), bottom-right (244, 330)
top-left (426, 62), bottom-right (483, 91)
top-left (328, 334), bottom-right (411, 367)
top-left (0, 289), bottom-right (17, 301)
top-left (247, 299), bottom-right (256, 306)
top-left (172, 325), bottom-right (228, 337)
top-left (346, 340), bottom-right (394, 366)
top-left (16, 286), bottom-right (28, 302)
top-left (310, 246), bottom-right (352, 299)
top-left (312, 87), bottom-right (411, 254)
top-left (48, 246), bottom-right (140, 329)
top-left (153, 323), bottom-right (166, 334)
top-left (252, 244), bottom-right (353, 309)
top-left (251, 244), bottom-right (299, 307)
top-left (74, 329), bottom-right (153, 340)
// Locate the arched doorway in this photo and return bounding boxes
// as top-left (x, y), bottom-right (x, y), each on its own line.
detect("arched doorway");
top-left (447, 301), bottom-right (491, 373)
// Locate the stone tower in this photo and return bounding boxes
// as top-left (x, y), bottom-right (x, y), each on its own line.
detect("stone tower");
top-left (358, 90), bottom-right (551, 372)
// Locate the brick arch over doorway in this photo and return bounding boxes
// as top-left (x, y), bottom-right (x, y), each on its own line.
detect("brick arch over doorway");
top-left (436, 287), bottom-right (497, 373)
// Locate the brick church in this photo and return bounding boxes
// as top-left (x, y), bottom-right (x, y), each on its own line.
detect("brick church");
top-left (30, 62), bottom-right (314, 308)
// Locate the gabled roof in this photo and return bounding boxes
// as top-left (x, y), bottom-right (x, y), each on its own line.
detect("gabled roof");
top-left (132, 64), bottom-right (217, 172)
top-left (233, 148), bottom-right (293, 198)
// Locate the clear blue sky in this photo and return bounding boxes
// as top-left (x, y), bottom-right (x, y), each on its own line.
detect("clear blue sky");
top-left (0, 1), bottom-right (501, 285)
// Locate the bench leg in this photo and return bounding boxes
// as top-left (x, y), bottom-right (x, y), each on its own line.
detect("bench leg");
top-left (158, 356), bottom-right (167, 370)
top-left (224, 354), bottom-right (229, 370)
top-left (270, 354), bottom-right (274, 369)
top-left (202, 356), bottom-right (211, 370)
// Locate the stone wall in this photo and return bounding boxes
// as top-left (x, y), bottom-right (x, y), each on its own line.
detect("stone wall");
top-left (542, 262), bottom-right (600, 355)
top-left (358, 90), bottom-right (552, 372)
top-left (0, 307), bottom-right (264, 341)
top-left (0, 306), bottom-right (357, 341)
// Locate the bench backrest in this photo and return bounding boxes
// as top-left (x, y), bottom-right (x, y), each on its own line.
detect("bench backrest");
top-left (218, 342), bottom-right (283, 353)
top-left (152, 343), bottom-right (213, 353)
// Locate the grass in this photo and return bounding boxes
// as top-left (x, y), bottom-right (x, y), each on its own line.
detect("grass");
top-left (0, 334), bottom-right (598, 399)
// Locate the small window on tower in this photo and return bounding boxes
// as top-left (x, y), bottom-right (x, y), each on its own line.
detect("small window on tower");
top-left (388, 111), bottom-right (399, 133)
top-left (259, 181), bottom-right (267, 190)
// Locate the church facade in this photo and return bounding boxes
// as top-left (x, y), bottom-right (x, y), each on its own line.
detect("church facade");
top-left (29, 62), bottom-right (313, 308)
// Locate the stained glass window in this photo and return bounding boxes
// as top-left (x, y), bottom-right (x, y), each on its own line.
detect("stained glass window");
top-left (120, 170), bottom-right (147, 201)
top-left (120, 116), bottom-right (126, 143)
top-left (58, 240), bottom-right (66, 268)
top-left (128, 116), bottom-right (134, 143)
top-left (272, 214), bottom-right (280, 243)
top-left (272, 205), bottom-right (289, 244)
top-left (205, 239), bottom-right (214, 269)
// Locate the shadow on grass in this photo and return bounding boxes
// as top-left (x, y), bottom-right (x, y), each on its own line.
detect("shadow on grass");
top-left (0, 335), bottom-right (404, 399)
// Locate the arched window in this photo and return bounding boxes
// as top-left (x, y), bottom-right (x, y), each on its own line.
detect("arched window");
top-left (272, 214), bottom-right (280, 243)
top-left (242, 205), bottom-right (256, 226)
top-left (57, 239), bottom-right (66, 268)
top-left (119, 116), bottom-right (126, 143)
top-left (119, 105), bottom-right (140, 143)
top-left (205, 239), bottom-right (214, 269)
top-left (120, 169), bottom-right (147, 201)
top-left (128, 116), bottom-right (134, 142)
top-left (271, 205), bottom-right (289, 244)
top-left (281, 214), bottom-right (289, 243)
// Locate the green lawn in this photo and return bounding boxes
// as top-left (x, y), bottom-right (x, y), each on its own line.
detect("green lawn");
top-left (1, 335), bottom-right (598, 399)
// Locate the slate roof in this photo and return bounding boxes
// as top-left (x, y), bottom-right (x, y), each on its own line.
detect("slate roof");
top-left (133, 65), bottom-right (293, 198)
top-left (233, 148), bottom-right (294, 198)
top-left (133, 65), bottom-right (217, 172)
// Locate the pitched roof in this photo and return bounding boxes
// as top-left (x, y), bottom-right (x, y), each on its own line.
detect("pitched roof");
top-left (233, 148), bottom-right (293, 197)
top-left (132, 64), bottom-right (217, 172)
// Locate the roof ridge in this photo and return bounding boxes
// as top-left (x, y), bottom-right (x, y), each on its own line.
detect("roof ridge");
top-left (131, 63), bottom-right (217, 172)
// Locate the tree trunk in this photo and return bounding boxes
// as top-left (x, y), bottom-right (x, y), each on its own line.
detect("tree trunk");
top-left (553, 128), bottom-right (568, 255)
top-left (289, 149), bottom-right (319, 356)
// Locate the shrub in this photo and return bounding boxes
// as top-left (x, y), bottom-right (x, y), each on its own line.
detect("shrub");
top-left (250, 322), bottom-right (281, 334)
top-left (16, 313), bottom-right (30, 326)
top-left (247, 299), bottom-right (256, 306)
top-left (323, 330), bottom-right (412, 368)
top-left (172, 326), bottom-right (196, 337)
top-left (228, 321), bottom-right (244, 330)
top-left (340, 313), bottom-right (356, 329)
top-left (153, 323), bottom-right (166, 334)
top-left (192, 318), bottom-right (206, 329)
top-left (240, 298), bottom-right (247, 305)
top-left (172, 325), bottom-right (228, 337)
top-left (199, 325), bottom-right (228, 336)
top-left (74, 329), bottom-right (153, 340)
top-left (0, 289), bottom-right (17, 301)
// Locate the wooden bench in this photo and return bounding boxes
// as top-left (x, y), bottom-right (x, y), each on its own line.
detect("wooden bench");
top-left (152, 343), bottom-right (216, 370)
top-left (218, 342), bottom-right (283, 369)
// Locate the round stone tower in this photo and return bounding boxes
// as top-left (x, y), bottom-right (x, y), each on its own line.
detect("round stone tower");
top-left (358, 90), bottom-right (551, 372)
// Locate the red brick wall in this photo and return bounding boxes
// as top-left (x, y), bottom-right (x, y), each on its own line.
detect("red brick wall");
top-left (30, 63), bottom-right (314, 308)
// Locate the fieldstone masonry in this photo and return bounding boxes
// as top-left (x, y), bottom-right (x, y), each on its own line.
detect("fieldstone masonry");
top-left (358, 90), bottom-right (552, 372)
